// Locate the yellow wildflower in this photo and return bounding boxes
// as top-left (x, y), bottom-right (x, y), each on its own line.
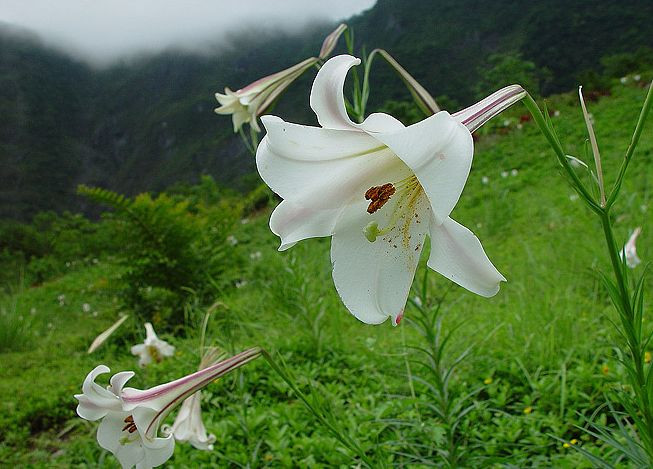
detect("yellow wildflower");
top-left (645, 351), bottom-right (651, 364)
top-left (523, 406), bottom-right (533, 415)
top-left (484, 377), bottom-right (493, 385)
top-left (601, 364), bottom-right (610, 375)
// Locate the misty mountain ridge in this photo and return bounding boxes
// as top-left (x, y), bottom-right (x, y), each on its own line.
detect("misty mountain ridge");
top-left (2, 0), bottom-right (652, 220)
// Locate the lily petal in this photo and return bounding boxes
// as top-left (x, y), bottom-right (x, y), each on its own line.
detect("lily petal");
top-left (75, 365), bottom-right (122, 420)
top-left (257, 115), bottom-right (403, 210)
top-left (270, 200), bottom-right (343, 251)
top-left (310, 54), bottom-right (360, 130)
top-left (370, 111), bottom-right (473, 225)
top-left (453, 84), bottom-right (526, 133)
top-left (427, 217), bottom-right (506, 297)
top-left (97, 411), bottom-right (145, 468)
top-left (138, 433), bottom-right (175, 469)
top-left (110, 371), bottom-right (136, 395)
top-left (331, 192), bottom-right (430, 325)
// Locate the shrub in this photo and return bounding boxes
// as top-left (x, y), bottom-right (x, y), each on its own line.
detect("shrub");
top-left (78, 183), bottom-right (243, 327)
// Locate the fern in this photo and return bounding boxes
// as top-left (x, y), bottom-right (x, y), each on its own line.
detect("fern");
top-left (77, 184), bottom-right (243, 327)
top-left (77, 185), bottom-right (132, 212)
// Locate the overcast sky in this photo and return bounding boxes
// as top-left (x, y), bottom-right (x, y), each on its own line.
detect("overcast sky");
top-left (0, 0), bottom-right (375, 66)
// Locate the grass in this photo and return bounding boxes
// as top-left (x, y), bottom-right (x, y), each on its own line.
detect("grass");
top-left (0, 77), bottom-right (652, 467)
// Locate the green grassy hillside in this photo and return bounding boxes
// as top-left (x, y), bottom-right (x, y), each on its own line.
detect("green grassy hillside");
top-left (0, 79), bottom-right (651, 466)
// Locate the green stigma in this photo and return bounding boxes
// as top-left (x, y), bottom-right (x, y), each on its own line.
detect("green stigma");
top-left (364, 221), bottom-right (380, 242)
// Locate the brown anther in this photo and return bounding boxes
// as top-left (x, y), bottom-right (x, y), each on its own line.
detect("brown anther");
top-left (122, 415), bottom-right (138, 433)
top-left (365, 183), bottom-right (395, 214)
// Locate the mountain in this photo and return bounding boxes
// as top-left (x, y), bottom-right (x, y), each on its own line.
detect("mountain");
top-left (1, 0), bottom-right (652, 221)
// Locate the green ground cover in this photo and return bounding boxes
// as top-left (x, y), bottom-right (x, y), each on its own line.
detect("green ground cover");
top-left (1, 79), bottom-right (652, 467)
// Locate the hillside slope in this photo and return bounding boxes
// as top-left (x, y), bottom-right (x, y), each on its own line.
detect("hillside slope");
top-left (1, 0), bottom-right (652, 220)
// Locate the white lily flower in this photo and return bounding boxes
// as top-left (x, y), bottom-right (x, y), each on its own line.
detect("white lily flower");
top-left (215, 57), bottom-right (318, 133)
top-left (256, 55), bottom-right (525, 325)
top-left (75, 348), bottom-right (261, 469)
top-left (131, 323), bottom-right (175, 367)
top-left (621, 227), bottom-right (642, 268)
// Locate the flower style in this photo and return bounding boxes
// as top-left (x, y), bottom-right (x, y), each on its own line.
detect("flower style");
top-left (131, 323), bottom-right (175, 367)
top-left (621, 227), bottom-right (642, 268)
top-left (256, 54), bottom-right (525, 325)
top-left (75, 348), bottom-right (261, 469)
top-left (161, 348), bottom-right (223, 450)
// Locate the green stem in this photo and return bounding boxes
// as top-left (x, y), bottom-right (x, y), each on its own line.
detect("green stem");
top-left (523, 94), bottom-right (602, 215)
top-left (600, 210), bottom-right (653, 456)
top-left (606, 80), bottom-right (653, 209)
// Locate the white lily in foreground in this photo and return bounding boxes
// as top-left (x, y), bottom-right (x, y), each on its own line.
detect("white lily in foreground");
top-left (621, 227), bottom-right (642, 268)
top-left (130, 323), bottom-right (175, 367)
top-left (161, 348), bottom-right (223, 450)
top-left (75, 348), bottom-right (261, 469)
top-left (256, 54), bottom-right (525, 325)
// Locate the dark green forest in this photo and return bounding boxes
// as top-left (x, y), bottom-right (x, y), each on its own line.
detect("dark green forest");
top-left (2, 0), bottom-right (653, 220)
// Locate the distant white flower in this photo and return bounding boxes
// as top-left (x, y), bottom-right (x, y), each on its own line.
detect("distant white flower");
top-left (131, 323), bottom-right (175, 367)
top-left (501, 171), bottom-right (509, 178)
top-left (516, 123), bottom-right (523, 130)
top-left (75, 349), bottom-right (260, 469)
top-left (569, 194), bottom-right (579, 201)
top-left (503, 119), bottom-right (511, 127)
top-left (58, 294), bottom-right (66, 306)
top-left (249, 251), bottom-right (262, 261)
top-left (235, 280), bottom-right (248, 289)
top-left (481, 176), bottom-right (489, 185)
top-left (240, 218), bottom-right (250, 225)
top-left (83, 303), bottom-right (92, 313)
top-left (93, 258), bottom-right (99, 264)
top-left (620, 76), bottom-right (629, 84)
top-left (634, 74), bottom-right (641, 82)
top-left (511, 169), bottom-right (518, 177)
top-left (553, 110), bottom-right (561, 117)
top-left (215, 57), bottom-right (318, 133)
top-left (621, 227), bottom-right (642, 268)
top-left (226, 235), bottom-right (238, 246)
top-left (30, 308), bottom-right (37, 315)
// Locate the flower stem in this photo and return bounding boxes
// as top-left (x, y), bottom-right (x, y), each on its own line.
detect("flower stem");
top-left (528, 85), bottom-right (653, 462)
top-left (606, 80), bottom-right (653, 209)
top-left (522, 93), bottom-right (602, 214)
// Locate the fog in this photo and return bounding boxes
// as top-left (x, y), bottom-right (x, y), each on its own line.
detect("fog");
top-left (0, 0), bottom-right (375, 66)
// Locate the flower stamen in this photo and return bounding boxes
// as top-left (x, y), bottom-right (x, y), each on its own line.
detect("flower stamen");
top-left (122, 415), bottom-right (138, 433)
top-left (365, 183), bottom-right (396, 213)
top-left (363, 176), bottom-right (423, 244)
